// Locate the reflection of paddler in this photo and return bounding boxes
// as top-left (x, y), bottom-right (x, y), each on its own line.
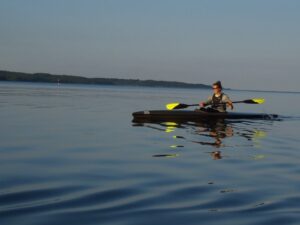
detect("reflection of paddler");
top-left (211, 151), bottom-right (222, 160)
top-left (194, 119), bottom-right (233, 146)
top-left (209, 120), bottom-right (233, 138)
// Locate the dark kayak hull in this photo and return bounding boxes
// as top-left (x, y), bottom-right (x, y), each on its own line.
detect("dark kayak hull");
top-left (132, 110), bottom-right (278, 122)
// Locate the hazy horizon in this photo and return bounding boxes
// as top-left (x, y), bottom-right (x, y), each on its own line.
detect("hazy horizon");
top-left (1, 0), bottom-right (299, 92)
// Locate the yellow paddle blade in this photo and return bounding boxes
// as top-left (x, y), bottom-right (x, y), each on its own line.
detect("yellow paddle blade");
top-left (166, 102), bottom-right (180, 110)
top-left (252, 98), bottom-right (265, 104)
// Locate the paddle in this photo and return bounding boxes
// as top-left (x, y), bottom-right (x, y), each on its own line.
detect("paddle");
top-left (166, 98), bottom-right (265, 110)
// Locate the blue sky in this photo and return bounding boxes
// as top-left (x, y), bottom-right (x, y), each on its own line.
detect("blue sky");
top-left (0, 0), bottom-right (299, 91)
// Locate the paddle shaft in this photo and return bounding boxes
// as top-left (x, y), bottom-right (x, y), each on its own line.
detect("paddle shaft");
top-left (186, 101), bottom-right (241, 107)
top-left (166, 98), bottom-right (264, 110)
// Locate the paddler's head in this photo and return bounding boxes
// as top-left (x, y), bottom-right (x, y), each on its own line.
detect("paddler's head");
top-left (212, 81), bottom-right (222, 94)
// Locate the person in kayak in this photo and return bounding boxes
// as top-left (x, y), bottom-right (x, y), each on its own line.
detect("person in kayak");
top-left (199, 81), bottom-right (234, 112)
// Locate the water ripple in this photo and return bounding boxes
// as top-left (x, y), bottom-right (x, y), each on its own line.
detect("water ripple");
top-left (1, 83), bottom-right (300, 225)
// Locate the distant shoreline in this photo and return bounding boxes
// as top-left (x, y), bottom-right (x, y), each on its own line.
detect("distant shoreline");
top-left (0, 70), bottom-right (211, 90)
top-left (0, 70), bottom-right (299, 94)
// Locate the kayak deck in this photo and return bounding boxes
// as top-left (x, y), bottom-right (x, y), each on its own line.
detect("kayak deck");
top-left (132, 110), bottom-right (278, 122)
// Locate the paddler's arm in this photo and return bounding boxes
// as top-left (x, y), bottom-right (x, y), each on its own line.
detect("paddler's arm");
top-left (227, 100), bottom-right (234, 110)
top-left (223, 95), bottom-right (234, 110)
top-left (199, 96), bottom-right (212, 107)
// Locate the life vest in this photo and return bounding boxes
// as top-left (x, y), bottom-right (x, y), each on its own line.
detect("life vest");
top-left (212, 93), bottom-right (226, 111)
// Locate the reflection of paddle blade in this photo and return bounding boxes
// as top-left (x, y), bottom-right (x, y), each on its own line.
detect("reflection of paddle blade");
top-left (165, 128), bottom-right (175, 133)
top-left (173, 135), bottom-right (185, 139)
top-left (253, 154), bottom-right (266, 160)
top-left (163, 122), bottom-right (178, 126)
top-left (163, 122), bottom-right (178, 133)
top-left (254, 130), bottom-right (267, 138)
top-left (153, 154), bottom-right (179, 158)
top-left (170, 145), bottom-right (184, 148)
top-left (253, 130), bottom-right (267, 148)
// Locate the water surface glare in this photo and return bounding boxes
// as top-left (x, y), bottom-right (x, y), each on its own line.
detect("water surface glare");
top-left (0, 82), bottom-right (300, 225)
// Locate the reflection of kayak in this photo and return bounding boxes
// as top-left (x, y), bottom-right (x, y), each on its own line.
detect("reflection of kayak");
top-left (132, 110), bottom-right (278, 122)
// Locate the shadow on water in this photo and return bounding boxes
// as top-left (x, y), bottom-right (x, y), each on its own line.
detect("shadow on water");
top-left (132, 117), bottom-right (276, 160)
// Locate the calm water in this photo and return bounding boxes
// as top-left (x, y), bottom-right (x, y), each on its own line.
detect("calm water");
top-left (0, 82), bottom-right (300, 225)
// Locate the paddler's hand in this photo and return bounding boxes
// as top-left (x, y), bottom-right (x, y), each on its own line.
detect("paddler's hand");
top-left (227, 102), bottom-right (234, 110)
top-left (199, 102), bottom-right (206, 107)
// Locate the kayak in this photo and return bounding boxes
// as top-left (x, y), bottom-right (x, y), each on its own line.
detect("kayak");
top-left (132, 110), bottom-right (278, 122)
